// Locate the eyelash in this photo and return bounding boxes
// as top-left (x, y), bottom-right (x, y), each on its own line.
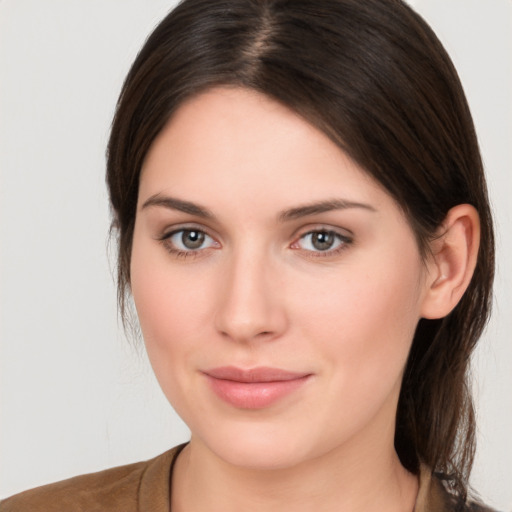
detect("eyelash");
top-left (158, 228), bottom-right (218, 259)
top-left (158, 227), bottom-right (353, 260)
top-left (292, 230), bottom-right (353, 258)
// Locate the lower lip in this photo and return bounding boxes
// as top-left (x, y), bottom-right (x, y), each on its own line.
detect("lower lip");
top-left (205, 375), bottom-right (311, 409)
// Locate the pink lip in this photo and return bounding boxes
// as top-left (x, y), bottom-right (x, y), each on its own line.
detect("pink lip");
top-left (203, 366), bottom-right (312, 409)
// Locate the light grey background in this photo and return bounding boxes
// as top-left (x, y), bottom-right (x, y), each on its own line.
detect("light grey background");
top-left (1, 1), bottom-right (511, 509)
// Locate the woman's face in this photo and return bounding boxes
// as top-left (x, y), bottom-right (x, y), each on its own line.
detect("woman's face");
top-left (131, 87), bottom-right (433, 469)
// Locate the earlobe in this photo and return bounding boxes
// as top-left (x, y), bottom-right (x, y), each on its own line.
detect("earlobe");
top-left (421, 204), bottom-right (480, 320)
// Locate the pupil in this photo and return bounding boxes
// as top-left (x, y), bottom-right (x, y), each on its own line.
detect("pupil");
top-left (313, 232), bottom-right (334, 251)
top-left (182, 230), bottom-right (204, 249)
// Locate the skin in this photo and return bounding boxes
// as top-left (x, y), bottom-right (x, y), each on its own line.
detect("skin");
top-left (130, 87), bottom-right (479, 512)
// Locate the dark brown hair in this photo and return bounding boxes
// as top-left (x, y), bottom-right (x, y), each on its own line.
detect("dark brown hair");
top-left (106, 0), bottom-right (494, 504)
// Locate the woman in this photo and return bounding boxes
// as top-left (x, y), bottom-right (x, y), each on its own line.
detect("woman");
top-left (1, 0), bottom-right (498, 511)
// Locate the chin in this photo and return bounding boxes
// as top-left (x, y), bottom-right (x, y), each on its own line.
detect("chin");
top-left (192, 419), bottom-right (321, 471)
top-left (213, 441), bottom-right (308, 471)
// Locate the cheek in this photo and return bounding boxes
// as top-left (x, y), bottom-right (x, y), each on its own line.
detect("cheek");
top-left (132, 268), bottom-right (205, 346)
top-left (291, 247), bottom-right (424, 399)
top-left (130, 243), bottom-right (218, 422)
top-left (130, 237), bottom-right (214, 365)
top-left (130, 228), bottom-right (208, 334)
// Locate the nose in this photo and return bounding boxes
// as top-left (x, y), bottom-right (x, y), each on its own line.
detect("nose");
top-left (214, 247), bottom-right (288, 343)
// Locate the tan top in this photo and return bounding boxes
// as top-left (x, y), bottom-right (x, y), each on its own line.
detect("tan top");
top-left (0, 444), bottom-right (493, 512)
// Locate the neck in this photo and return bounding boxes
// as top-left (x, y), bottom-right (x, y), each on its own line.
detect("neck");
top-left (171, 419), bottom-right (418, 512)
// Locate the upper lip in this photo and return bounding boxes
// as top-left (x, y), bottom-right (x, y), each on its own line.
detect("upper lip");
top-left (203, 366), bottom-right (311, 383)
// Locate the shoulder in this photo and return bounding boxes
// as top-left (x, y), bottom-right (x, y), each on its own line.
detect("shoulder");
top-left (417, 465), bottom-right (499, 512)
top-left (462, 500), bottom-right (500, 512)
top-left (466, 505), bottom-right (498, 512)
top-left (0, 444), bottom-right (185, 512)
top-left (1, 461), bottom-right (147, 512)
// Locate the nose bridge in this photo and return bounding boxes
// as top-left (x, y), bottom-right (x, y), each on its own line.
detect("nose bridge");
top-left (214, 242), bottom-right (286, 342)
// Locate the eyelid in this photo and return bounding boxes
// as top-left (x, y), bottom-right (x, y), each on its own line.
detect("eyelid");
top-left (291, 224), bottom-right (353, 242)
top-left (159, 222), bottom-right (218, 240)
top-left (290, 219), bottom-right (353, 235)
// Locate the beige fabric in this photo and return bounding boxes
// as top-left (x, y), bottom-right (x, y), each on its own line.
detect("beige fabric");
top-left (0, 445), bottom-right (184, 512)
top-left (0, 445), bottom-right (489, 512)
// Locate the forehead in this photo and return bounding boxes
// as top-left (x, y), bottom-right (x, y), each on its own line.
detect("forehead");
top-left (138, 86), bottom-right (393, 219)
top-left (143, 86), bottom-right (344, 177)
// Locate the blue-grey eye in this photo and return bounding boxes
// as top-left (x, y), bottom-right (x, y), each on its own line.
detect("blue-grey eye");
top-left (169, 229), bottom-right (214, 250)
top-left (299, 231), bottom-right (345, 252)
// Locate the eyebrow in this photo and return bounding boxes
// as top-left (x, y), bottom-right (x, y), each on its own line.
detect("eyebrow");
top-left (277, 198), bottom-right (376, 221)
top-left (141, 195), bottom-right (215, 218)
top-left (141, 194), bottom-right (376, 221)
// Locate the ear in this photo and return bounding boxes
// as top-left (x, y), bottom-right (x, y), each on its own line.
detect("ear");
top-left (420, 204), bottom-right (480, 320)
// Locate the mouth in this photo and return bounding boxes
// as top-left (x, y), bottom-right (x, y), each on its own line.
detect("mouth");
top-left (202, 366), bottom-right (312, 409)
